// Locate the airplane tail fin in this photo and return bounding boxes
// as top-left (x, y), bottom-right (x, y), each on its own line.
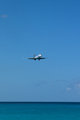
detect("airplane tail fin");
top-left (33, 55), bottom-right (35, 57)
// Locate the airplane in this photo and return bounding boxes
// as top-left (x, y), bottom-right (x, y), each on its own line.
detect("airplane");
top-left (28, 54), bottom-right (46, 60)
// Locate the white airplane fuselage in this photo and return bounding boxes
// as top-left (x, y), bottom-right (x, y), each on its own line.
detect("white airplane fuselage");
top-left (35, 54), bottom-right (42, 59)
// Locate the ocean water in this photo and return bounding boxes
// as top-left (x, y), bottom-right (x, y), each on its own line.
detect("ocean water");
top-left (0, 102), bottom-right (80, 120)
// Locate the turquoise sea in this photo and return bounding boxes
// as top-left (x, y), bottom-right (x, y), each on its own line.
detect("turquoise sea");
top-left (0, 102), bottom-right (80, 120)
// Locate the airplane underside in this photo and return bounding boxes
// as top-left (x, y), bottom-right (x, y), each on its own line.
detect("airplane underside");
top-left (34, 58), bottom-right (40, 60)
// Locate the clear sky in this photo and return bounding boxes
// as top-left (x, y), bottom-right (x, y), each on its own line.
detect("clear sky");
top-left (0, 0), bottom-right (80, 102)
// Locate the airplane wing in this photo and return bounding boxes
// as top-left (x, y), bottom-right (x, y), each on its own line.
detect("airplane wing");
top-left (23, 58), bottom-right (34, 59)
top-left (40, 58), bottom-right (45, 59)
top-left (28, 58), bottom-right (36, 60)
top-left (28, 58), bottom-right (34, 59)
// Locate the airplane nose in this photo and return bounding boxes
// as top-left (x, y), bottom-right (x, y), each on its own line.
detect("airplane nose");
top-left (39, 54), bottom-right (42, 57)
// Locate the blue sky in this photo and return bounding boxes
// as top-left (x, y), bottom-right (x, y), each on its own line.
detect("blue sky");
top-left (0, 0), bottom-right (80, 102)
